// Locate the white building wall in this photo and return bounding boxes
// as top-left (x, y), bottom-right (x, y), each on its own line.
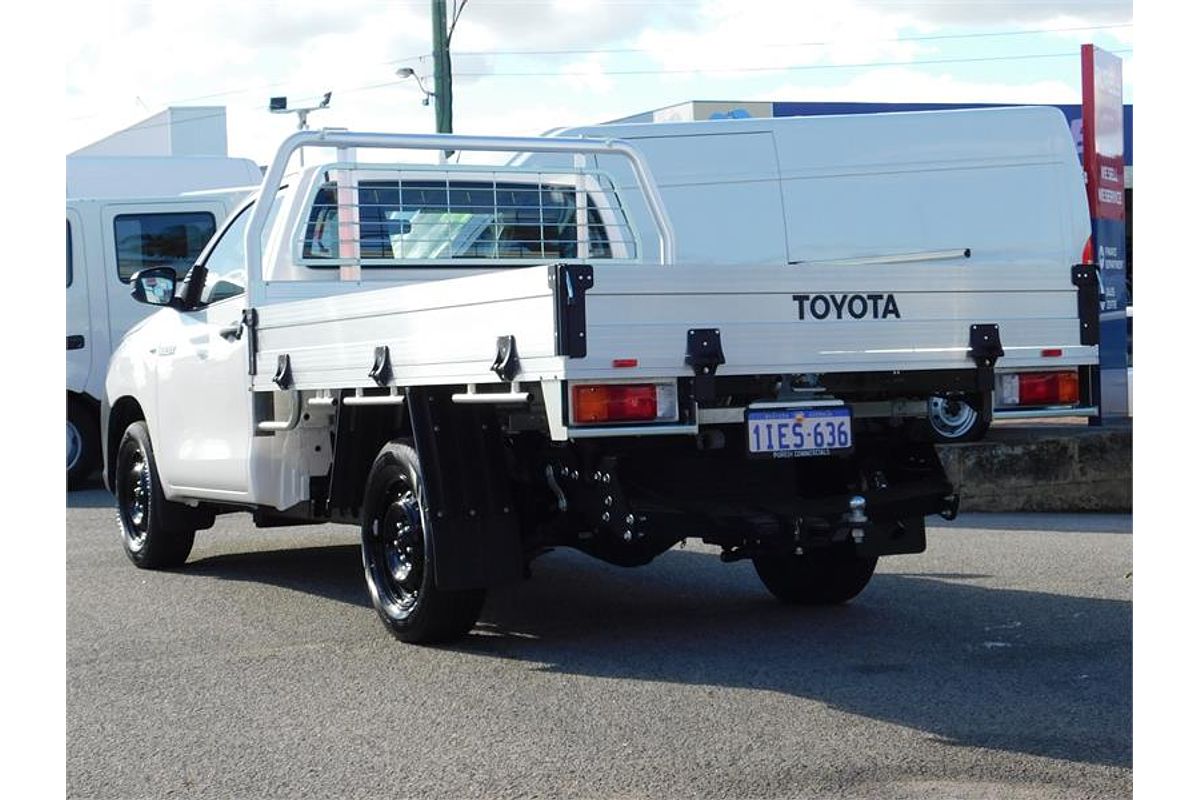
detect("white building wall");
top-left (69, 107), bottom-right (228, 158)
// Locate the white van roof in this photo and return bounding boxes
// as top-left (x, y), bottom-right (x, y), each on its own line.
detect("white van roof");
top-left (66, 155), bottom-right (263, 200)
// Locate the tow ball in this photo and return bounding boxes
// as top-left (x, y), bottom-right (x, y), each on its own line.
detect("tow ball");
top-left (847, 495), bottom-right (868, 545)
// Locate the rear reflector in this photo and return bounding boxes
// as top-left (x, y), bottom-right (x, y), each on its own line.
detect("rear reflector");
top-left (1041, 348), bottom-right (1063, 358)
top-left (999, 371), bottom-right (1079, 407)
top-left (611, 358), bottom-right (639, 368)
top-left (570, 381), bottom-right (679, 425)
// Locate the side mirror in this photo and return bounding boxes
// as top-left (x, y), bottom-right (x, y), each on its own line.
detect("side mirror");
top-left (130, 267), bottom-right (179, 307)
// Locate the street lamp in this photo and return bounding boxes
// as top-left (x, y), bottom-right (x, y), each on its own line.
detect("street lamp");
top-left (395, 67), bottom-right (435, 107)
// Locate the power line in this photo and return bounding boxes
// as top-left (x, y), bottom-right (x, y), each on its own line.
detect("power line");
top-left (390, 21), bottom-right (1132, 61)
top-left (70, 21), bottom-right (1131, 119)
top-left (69, 45), bottom-right (1133, 130)
top-left (452, 48), bottom-right (1134, 78)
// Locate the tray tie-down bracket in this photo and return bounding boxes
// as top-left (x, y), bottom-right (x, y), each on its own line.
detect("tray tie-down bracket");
top-left (967, 323), bottom-right (1004, 393)
top-left (368, 345), bottom-right (393, 387)
top-left (491, 335), bottom-right (520, 382)
top-left (685, 328), bottom-right (725, 402)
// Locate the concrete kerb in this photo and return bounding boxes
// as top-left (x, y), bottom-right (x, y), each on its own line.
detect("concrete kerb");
top-left (936, 422), bottom-right (1132, 513)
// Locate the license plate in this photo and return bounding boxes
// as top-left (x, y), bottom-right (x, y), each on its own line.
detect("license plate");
top-left (746, 406), bottom-right (852, 458)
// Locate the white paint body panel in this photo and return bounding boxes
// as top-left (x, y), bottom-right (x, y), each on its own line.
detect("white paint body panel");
top-left (105, 113), bottom-right (1097, 510)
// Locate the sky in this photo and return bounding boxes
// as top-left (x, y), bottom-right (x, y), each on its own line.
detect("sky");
top-left (65, 0), bottom-right (1133, 166)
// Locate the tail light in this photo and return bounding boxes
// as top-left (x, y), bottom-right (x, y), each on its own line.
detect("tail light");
top-left (998, 371), bottom-right (1080, 407)
top-left (569, 381), bottom-right (679, 425)
top-left (1081, 236), bottom-right (1094, 264)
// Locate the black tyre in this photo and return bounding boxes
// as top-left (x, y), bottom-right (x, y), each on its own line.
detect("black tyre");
top-left (925, 392), bottom-right (991, 443)
top-left (753, 547), bottom-right (878, 605)
top-left (67, 396), bottom-right (99, 490)
top-left (360, 440), bottom-right (486, 643)
top-left (115, 421), bottom-right (195, 569)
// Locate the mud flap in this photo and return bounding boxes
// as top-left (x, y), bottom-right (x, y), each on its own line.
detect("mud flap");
top-left (406, 388), bottom-right (524, 591)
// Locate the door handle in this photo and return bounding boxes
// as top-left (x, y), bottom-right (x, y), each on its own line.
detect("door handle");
top-left (219, 322), bottom-right (243, 341)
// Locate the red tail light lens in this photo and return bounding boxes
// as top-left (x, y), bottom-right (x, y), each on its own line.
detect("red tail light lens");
top-left (1018, 371), bottom-right (1079, 405)
top-left (572, 384), bottom-right (658, 423)
top-left (569, 381), bottom-right (680, 425)
top-left (1082, 236), bottom-right (1094, 265)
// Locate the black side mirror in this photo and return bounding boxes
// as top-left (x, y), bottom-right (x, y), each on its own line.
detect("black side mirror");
top-left (130, 267), bottom-right (179, 308)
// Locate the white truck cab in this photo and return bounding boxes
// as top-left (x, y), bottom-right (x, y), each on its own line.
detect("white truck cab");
top-left (66, 156), bottom-right (258, 487)
top-left (102, 118), bottom-right (1098, 643)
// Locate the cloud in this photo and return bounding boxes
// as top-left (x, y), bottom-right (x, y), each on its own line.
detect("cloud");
top-left (65, 0), bottom-right (1136, 166)
top-left (450, 0), bottom-right (700, 52)
top-left (755, 66), bottom-right (1080, 105)
top-left (635, 0), bottom-right (925, 77)
top-left (884, 0), bottom-right (1132, 27)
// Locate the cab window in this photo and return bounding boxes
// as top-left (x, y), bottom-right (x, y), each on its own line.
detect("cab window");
top-left (195, 195), bottom-right (284, 307)
top-left (113, 212), bottom-right (216, 282)
top-left (302, 180), bottom-right (613, 263)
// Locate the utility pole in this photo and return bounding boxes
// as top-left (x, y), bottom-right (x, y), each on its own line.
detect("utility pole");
top-left (431, 0), bottom-right (453, 134)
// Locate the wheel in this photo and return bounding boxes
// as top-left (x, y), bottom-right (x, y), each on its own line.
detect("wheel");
top-left (115, 421), bottom-right (195, 569)
top-left (360, 440), bottom-right (486, 643)
top-left (67, 396), bottom-right (99, 490)
top-left (752, 547), bottom-right (878, 605)
top-left (925, 392), bottom-right (991, 443)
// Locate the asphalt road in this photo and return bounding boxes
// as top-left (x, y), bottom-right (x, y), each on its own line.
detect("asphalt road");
top-left (67, 488), bottom-right (1132, 799)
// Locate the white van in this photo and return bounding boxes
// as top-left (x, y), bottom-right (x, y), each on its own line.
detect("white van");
top-left (67, 183), bottom-right (253, 486)
top-left (531, 107), bottom-right (1095, 440)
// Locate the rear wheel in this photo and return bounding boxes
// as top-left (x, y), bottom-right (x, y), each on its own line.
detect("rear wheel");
top-left (925, 392), bottom-right (990, 443)
top-left (115, 421), bottom-right (195, 569)
top-left (752, 547), bottom-right (877, 605)
top-left (67, 396), bottom-right (99, 490)
top-left (360, 440), bottom-right (486, 643)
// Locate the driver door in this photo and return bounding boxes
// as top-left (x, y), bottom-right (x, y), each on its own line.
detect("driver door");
top-left (154, 203), bottom-right (258, 501)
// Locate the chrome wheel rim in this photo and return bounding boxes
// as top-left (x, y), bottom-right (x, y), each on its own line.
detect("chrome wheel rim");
top-left (928, 395), bottom-right (979, 439)
top-left (67, 420), bottom-right (82, 471)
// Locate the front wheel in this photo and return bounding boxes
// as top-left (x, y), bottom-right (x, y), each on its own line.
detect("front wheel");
top-left (115, 421), bottom-right (195, 569)
top-left (360, 440), bottom-right (485, 643)
top-left (752, 547), bottom-right (877, 605)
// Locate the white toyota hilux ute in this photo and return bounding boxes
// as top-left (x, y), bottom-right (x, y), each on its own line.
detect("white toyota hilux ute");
top-left (103, 113), bottom-right (1098, 643)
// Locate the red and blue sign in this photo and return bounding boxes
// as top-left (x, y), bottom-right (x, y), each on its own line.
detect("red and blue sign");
top-left (1082, 45), bottom-right (1129, 418)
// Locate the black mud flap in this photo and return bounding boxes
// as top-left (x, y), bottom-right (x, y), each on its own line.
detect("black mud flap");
top-left (1072, 263), bottom-right (1101, 346)
top-left (406, 388), bottom-right (524, 591)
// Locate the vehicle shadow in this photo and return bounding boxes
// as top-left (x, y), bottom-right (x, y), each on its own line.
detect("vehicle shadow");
top-left (940, 512), bottom-right (1132, 534)
top-left (187, 545), bottom-right (371, 609)
top-left (473, 549), bottom-right (1132, 769)
top-left (66, 487), bottom-right (115, 509)
top-left (186, 542), bottom-right (1131, 770)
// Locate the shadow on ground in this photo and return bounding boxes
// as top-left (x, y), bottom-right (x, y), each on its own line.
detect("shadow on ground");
top-left (184, 539), bottom-right (1131, 770)
top-left (66, 486), bottom-right (114, 508)
top-left (940, 513), bottom-right (1132, 534)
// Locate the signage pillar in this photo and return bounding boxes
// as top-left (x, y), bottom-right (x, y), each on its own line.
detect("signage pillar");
top-left (1081, 44), bottom-right (1129, 419)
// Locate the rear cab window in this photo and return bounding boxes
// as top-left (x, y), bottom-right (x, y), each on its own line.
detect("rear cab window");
top-left (301, 179), bottom-right (616, 265)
